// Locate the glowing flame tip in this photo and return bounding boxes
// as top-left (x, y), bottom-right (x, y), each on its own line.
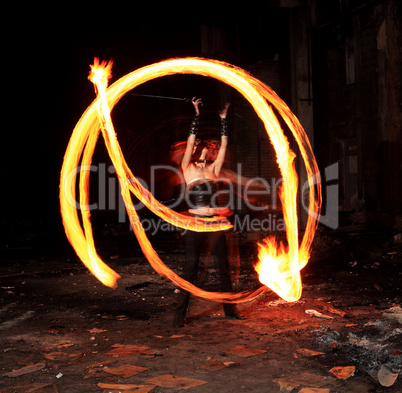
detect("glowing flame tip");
top-left (88, 57), bottom-right (113, 90)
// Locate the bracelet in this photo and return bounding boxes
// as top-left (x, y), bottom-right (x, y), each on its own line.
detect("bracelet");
top-left (220, 116), bottom-right (228, 136)
top-left (188, 113), bottom-right (200, 136)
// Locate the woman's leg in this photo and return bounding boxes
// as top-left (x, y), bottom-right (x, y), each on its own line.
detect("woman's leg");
top-left (211, 231), bottom-right (245, 319)
top-left (173, 230), bottom-right (205, 326)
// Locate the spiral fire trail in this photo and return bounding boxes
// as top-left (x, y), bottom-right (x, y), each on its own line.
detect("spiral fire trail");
top-left (60, 57), bottom-right (321, 302)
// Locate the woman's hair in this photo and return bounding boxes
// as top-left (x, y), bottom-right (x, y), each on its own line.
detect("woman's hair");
top-left (191, 139), bottom-right (221, 162)
top-left (191, 140), bottom-right (208, 162)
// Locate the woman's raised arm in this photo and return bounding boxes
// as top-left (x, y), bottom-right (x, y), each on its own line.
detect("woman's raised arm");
top-left (181, 97), bottom-right (202, 171)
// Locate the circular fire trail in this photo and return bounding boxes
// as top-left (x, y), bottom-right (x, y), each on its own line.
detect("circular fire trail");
top-left (60, 57), bottom-right (321, 303)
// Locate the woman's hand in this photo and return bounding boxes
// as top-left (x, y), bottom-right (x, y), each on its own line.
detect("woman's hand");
top-left (192, 97), bottom-right (203, 115)
top-left (219, 102), bottom-right (230, 119)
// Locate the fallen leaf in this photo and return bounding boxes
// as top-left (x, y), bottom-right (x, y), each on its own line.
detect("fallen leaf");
top-left (297, 348), bottom-right (326, 357)
top-left (146, 374), bottom-right (207, 389)
top-left (4, 362), bottom-right (46, 377)
top-left (305, 298), bottom-right (347, 317)
top-left (42, 351), bottom-right (82, 362)
top-left (42, 351), bottom-right (65, 360)
top-left (142, 348), bottom-right (162, 357)
top-left (200, 359), bottom-right (239, 371)
top-left (225, 346), bottom-right (267, 357)
top-left (98, 382), bottom-right (156, 392)
top-left (272, 378), bottom-right (300, 392)
top-left (57, 343), bottom-right (75, 348)
top-left (273, 373), bottom-right (334, 389)
top-left (200, 359), bottom-right (227, 371)
top-left (88, 328), bottom-right (107, 333)
top-left (223, 361), bottom-right (239, 367)
top-left (106, 344), bottom-right (151, 358)
top-left (104, 364), bottom-right (148, 378)
top-left (330, 366), bottom-right (355, 379)
top-left (43, 329), bottom-right (60, 335)
top-left (305, 309), bottom-right (334, 319)
top-left (112, 344), bottom-right (150, 349)
top-left (299, 388), bottom-right (331, 393)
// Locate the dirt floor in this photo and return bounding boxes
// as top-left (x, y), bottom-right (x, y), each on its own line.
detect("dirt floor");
top-left (0, 221), bottom-right (401, 393)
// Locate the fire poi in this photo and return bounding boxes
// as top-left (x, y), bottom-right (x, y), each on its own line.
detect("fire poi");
top-left (59, 57), bottom-right (322, 303)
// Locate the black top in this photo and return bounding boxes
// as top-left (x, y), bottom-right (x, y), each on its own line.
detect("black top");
top-left (187, 180), bottom-right (218, 209)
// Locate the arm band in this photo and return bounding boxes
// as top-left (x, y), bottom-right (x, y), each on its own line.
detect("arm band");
top-left (188, 114), bottom-right (200, 136)
top-left (220, 117), bottom-right (228, 136)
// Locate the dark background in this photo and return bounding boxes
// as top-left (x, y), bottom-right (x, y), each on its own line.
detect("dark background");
top-left (2, 0), bottom-right (401, 259)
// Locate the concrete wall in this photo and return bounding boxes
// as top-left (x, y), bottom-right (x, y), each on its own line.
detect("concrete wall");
top-left (311, 0), bottom-right (402, 222)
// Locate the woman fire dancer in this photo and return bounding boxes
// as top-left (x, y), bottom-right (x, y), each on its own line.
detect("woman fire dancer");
top-left (172, 97), bottom-right (245, 327)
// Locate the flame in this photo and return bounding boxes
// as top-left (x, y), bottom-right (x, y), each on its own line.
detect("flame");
top-left (255, 238), bottom-right (296, 301)
top-left (255, 238), bottom-right (300, 302)
top-left (88, 58), bottom-right (113, 94)
top-left (60, 57), bottom-right (321, 303)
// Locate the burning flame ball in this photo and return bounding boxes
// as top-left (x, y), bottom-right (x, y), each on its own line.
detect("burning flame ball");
top-left (60, 57), bottom-right (322, 303)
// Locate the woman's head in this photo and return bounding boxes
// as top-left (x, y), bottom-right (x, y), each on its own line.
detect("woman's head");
top-left (204, 139), bottom-right (221, 161)
top-left (192, 140), bottom-right (207, 162)
top-left (192, 139), bottom-right (221, 162)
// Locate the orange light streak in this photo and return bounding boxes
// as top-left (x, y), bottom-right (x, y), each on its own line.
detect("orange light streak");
top-left (60, 57), bottom-right (321, 302)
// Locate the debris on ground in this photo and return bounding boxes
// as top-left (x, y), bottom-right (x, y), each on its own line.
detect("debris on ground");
top-left (225, 346), bottom-right (267, 357)
top-left (3, 362), bottom-right (46, 378)
top-left (329, 365), bottom-right (356, 379)
top-left (305, 309), bottom-right (334, 320)
top-left (378, 364), bottom-right (400, 387)
top-left (145, 374), bottom-right (207, 389)
top-left (1, 222), bottom-right (401, 392)
top-left (296, 348), bottom-right (326, 357)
